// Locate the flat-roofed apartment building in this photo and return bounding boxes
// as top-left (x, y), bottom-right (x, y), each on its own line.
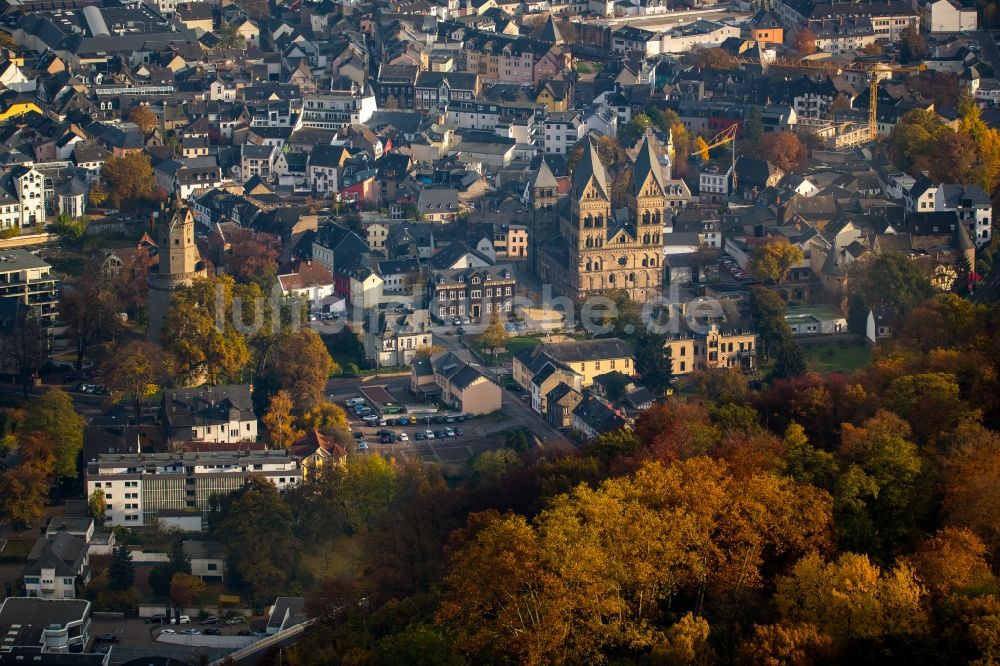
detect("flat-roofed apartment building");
top-left (86, 451), bottom-right (302, 529)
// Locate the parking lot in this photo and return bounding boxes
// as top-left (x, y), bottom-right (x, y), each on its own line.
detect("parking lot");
top-left (89, 615), bottom-right (261, 665)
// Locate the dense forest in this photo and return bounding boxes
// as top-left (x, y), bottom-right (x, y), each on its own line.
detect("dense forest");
top-left (210, 287), bottom-right (1000, 666)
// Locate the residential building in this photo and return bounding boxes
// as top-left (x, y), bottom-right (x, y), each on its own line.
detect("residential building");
top-left (662, 324), bottom-right (757, 375)
top-left (699, 162), bottom-right (732, 202)
top-left (544, 111), bottom-right (585, 155)
top-left (921, 0), bottom-right (977, 32)
top-left (23, 533), bottom-right (90, 599)
top-left (288, 430), bottom-right (347, 479)
top-left (907, 176), bottom-right (993, 246)
top-left (750, 10), bottom-right (784, 45)
top-left (414, 71), bottom-right (481, 111)
top-left (277, 260), bottom-right (337, 314)
top-left (182, 541), bottom-right (226, 582)
top-left (410, 351), bottom-right (502, 415)
top-left (301, 89), bottom-right (377, 130)
top-left (0, 164), bottom-right (45, 229)
top-left (513, 338), bottom-right (635, 393)
top-left (572, 392), bottom-right (628, 439)
top-left (0, 249), bottom-right (59, 331)
top-left (161, 385), bottom-right (258, 445)
top-left (364, 309), bottom-right (433, 367)
top-left (428, 264), bottom-right (517, 322)
top-left (239, 144), bottom-right (278, 183)
top-left (86, 451), bottom-right (302, 528)
top-left (0, 598), bottom-right (90, 654)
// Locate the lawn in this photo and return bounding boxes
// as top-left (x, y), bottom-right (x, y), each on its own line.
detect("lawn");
top-left (803, 341), bottom-right (871, 373)
top-left (467, 335), bottom-right (541, 365)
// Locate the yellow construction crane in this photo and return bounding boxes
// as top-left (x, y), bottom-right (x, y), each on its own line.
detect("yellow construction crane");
top-left (736, 57), bottom-right (927, 144)
top-left (690, 122), bottom-right (741, 189)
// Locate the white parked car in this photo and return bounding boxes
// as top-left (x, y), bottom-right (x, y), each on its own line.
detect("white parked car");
top-left (160, 629), bottom-right (176, 635)
top-left (170, 616), bottom-right (191, 625)
top-left (424, 430), bottom-right (435, 439)
top-left (397, 432), bottom-right (409, 441)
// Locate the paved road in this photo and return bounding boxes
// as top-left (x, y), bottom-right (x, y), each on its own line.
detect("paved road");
top-left (976, 29), bottom-right (1000, 74)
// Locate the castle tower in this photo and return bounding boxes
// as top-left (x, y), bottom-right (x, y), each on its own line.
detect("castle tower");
top-left (147, 197), bottom-right (208, 341)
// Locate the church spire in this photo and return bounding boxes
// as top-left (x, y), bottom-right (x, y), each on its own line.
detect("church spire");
top-left (572, 136), bottom-right (609, 200)
top-left (633, 133), bottom-right (666, 196)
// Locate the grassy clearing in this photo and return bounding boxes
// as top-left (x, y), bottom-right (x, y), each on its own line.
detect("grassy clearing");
top-left (297, 534), bottom-right (362, 584)
top-left (468, 335), bottom-right (541, 365)
top-left (804, 341), bottom-right (871, 373)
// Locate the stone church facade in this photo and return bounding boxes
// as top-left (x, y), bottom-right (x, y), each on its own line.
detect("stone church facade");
top-left (532, 135), bottom-right (666, 304)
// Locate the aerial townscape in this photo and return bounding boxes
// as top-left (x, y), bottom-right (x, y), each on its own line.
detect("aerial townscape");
top-left (3, 0), bottom-right (1000, 662)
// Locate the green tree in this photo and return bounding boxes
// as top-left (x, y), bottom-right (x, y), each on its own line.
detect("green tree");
top-left (633, 329), bottom-right (673, 395)
top-left (50, 214), bottom-right (89, 244)
top-left (857, 253), bottom-right (934, 319)
top-left (377, 625), bottom-right (466, 666)
top-left (884, 372), bottom-right (967, 443)
top-left (216, 478), bottom-right (300, 601)
top-left (22, 388), bottom-right (84, 478)
top-left (108, 544), bottom-right (135, 591)
top-left (749, 287), bottom-right (790, 360)
top-left (217, 22), bottom-right (246, 49)
top-left (341, 454), bottom-right (397, 531)
top-left (783, 423), bottom-right (838, 490)
top-left (617, 113), bottom-right (653, 146)
top-left (837, 411), bottom-right (924, 556)
top-left (477, 313), bottom-right (508, 364)
top-left (773, 338), bottom-right (807, 379)
top-left (89, 489), bottom-right (107, 526)
top-left (745, 106), bottom-right (764, 143)
top-left (471, 448), bottom-right (522, 483)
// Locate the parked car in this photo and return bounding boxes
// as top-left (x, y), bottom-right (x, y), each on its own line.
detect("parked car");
top-left (445, 416), bottom-right (456, 423)
top-left (397, 432), bottom-right (409, 441)
top-left (160, 629), bottom-right (176, 635)
top-left (352, 432), bottom-right (364, 439)
top-left (424, 430), bottom-right (435, 439)
top-left (456, 327), bottom-right (465, 335)
top-left (397, 417), bottom-right (410, 426)
top-left (358, 441), bottom-right (369, 452)
top-left (415, 432), bottom-right (427, 441)
top-left (380, 435), bottom-right (393, 443)
top-left (204, 628), bottom-right (221, 635)
top-left (377, 418), bottom-right (387, 426)
top-left (433, 415), bottom-right (446, 424)
top-left (454, 427), bottom-right (463, 436)
top-left (181, 628), bottom-right (201, 635)
top-left (171, 616), bottom-right (191, 625)
top-left (225, 616), bottom-right (245, 625)
top-left (433, 429), bottom-right (447, 439)
top-left (452, 317), bottom-right (462, 325)
top-left (145, 615), bottom-right (167, 624)
top-left (506, 383), bottom-right (522, 392)
top-left (201, 616), bottom-right (219, 625)
top-left (456, 415), bottom-right (466, 422)
top-left (95, 634), bottom-right (119, 643)
top-left (444, 428), bottom-right (455, 437)
top-left (521, 394), bottom-right (530, 401)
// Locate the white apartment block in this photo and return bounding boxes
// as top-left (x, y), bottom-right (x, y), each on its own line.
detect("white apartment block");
top-left (86, 451), bottom-right (302, 528)
top-left (544, 112), bottom-right (585, 155)
top-left (0, 165), bottom-right (45, 229)
top-left (301, 91), bottom-right (376, 130)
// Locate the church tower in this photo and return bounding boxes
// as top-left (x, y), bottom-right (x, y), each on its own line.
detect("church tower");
top-left (147, 197), bottom-right (208, 341)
